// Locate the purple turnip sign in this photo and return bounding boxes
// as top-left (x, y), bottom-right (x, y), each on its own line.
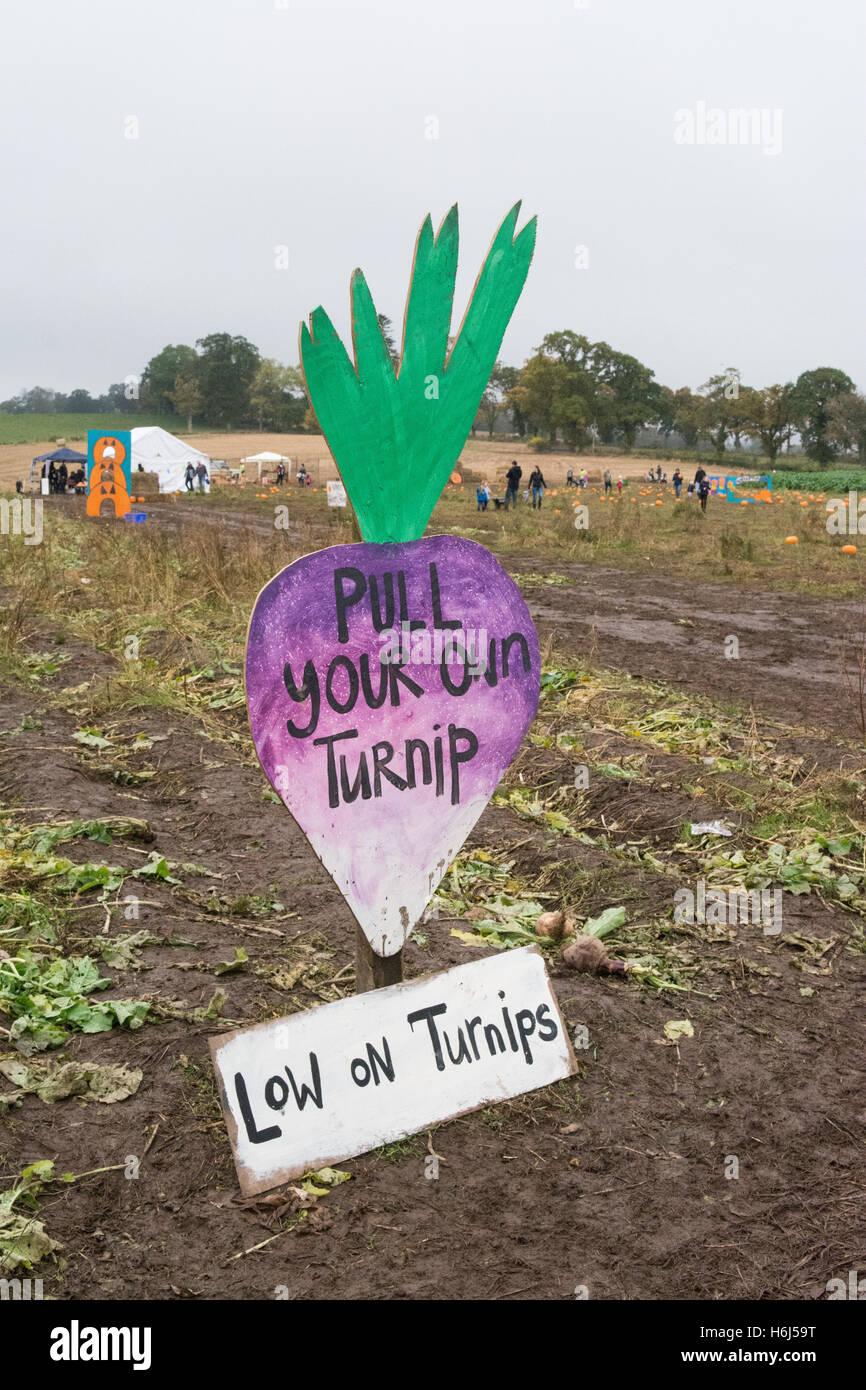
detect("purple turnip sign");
top-left (246, 535), bottom-right (540, 957)
top-left (219, 206), bottom-right (552, 1193)
top-left (244, 203), bottom-right (539, 964)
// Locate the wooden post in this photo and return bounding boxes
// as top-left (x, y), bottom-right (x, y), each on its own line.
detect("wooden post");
top-left (355, 924), bottom-right (403, 993)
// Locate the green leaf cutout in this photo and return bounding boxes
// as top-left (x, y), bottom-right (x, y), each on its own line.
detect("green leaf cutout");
top-left (299, 202), bottom-right (536, 542)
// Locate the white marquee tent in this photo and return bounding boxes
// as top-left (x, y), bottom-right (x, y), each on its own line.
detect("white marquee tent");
top-left (240, 451), bottom-right (291, 480)
top-left (131, 426), bottom-right (211, 493)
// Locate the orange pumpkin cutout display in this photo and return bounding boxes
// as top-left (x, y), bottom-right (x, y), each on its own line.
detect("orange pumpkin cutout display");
top-left (86, 434), bottom-right (132, 518)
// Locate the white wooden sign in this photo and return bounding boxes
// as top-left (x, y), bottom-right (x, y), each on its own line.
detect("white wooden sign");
top-left (210, 946), bottom-right (575, 1195)
top-left (326, 479), bottom-right (347, 507)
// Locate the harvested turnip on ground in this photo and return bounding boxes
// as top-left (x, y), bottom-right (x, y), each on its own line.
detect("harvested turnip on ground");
top-left (535, 905), bottom-right (628, 972)
top-left (562, 935), bottom-right (628, 975)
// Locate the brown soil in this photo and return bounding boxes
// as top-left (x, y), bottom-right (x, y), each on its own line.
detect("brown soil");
top-left (514, 559), bottom-right (866, 739)
top-left (0, 563), bottom-right (864, 1303)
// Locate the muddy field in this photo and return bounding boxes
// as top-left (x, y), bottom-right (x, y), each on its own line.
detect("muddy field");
top-left (0, 497), bottom-right (864, 1304)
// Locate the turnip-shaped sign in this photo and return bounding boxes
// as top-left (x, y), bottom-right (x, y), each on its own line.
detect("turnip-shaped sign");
top-left (246, 205), bottom-right (540, 971)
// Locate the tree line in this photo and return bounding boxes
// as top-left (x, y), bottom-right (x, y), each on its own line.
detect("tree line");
top-left (481, 332), bottom-right (865, 465)
top-left (4, 323), bottom-right (864, 464)
top-left (1, 334), bottom-right (310, 434)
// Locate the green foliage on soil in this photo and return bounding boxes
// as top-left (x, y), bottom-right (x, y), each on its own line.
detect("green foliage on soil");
top-left (0, 814), bottom-right (191, 1049)
top-left (433, 850), bottom-right (557, 947)
top-left (768, 469), bottom-right (866, 492)
top-left (694, 834), bottom-right (866, 915)
top-left (0, 950), bottom-right (150, 1053)
top-left (0, 1161), bottom-right (66, 1272)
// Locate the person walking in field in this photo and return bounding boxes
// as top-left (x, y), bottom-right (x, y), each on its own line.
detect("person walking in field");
top-left (195, 461), bottom-right (208, 492)
top-left (184, 463), bottom-right (195, 492)
top-left (698, 476), bottom-right (710, 512)
top-left (617, 476), bottom-right (623, 494)
top-left (603, 468), bottom-right (612, 493)
top-left (528, 466), bottom-right (546, 509)
top-left (276, 461), bottom-right (286, 485)
top-left (673, 467), bottom-right (683, 498)
top-left (581, 469), bottom-right (588, 489)
top-left (505, 460), bottom-right (522, 509)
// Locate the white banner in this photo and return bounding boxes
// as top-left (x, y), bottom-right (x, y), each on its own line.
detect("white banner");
top-left (210, 946), bottom-right (575, 1194)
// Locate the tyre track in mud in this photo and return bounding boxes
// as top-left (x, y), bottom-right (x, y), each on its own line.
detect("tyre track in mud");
top-left (142, 501), bottom-right (864, 734)
top-left (518, 561), bottom-right (864, 735)
top-left (142, 500), bottom-right (863, 734)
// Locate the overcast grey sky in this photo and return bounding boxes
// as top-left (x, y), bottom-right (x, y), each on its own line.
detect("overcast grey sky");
top-left (1, 0), bottom-right (863, 400)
